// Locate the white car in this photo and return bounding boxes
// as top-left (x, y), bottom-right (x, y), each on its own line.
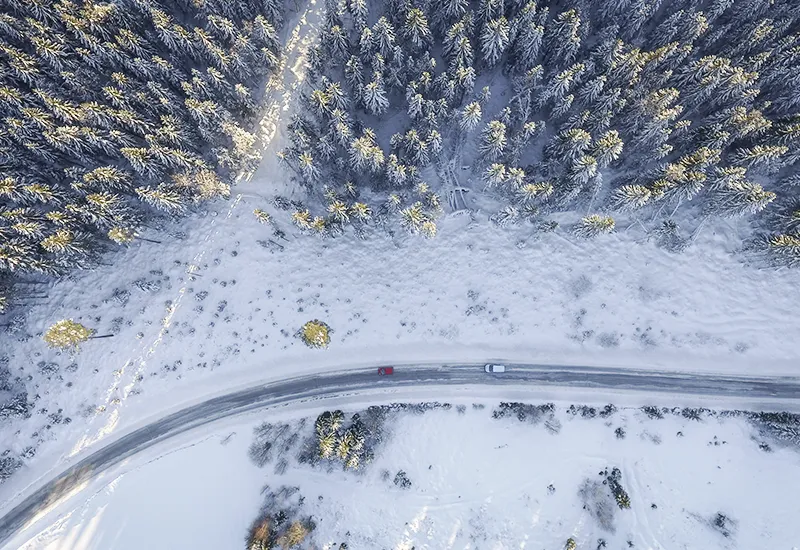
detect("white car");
top-left (484, 364), bottom-right (506, 373)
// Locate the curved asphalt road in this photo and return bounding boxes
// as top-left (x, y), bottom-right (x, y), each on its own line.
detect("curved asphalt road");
top-left (1, 361), bottom-right (799, 546)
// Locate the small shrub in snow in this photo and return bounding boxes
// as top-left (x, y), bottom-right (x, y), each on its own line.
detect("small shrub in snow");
top-left (710, 512), bottom-right (737, 539)
top-left (0, 454), bottom-right (22, 483)
top-left (641, 406), bottom-right (663, 420)
top-left (492, 402), bottom-right (555, 424)
top-left (393, 470), bottom-right (412, 489)
top-left (0, 393), bottom-right (32, 419)
top-left (277, 521), bottom-right (310, 548)
top-left (299, 320), bottom-right (331, 348)
top-left (249, 422), bottom-right (299, 467)
top-left (564, 538), bottom-right (577, 550)
top-left (681, 407), bottom-right (711, 421)
top-left (748, 411), bottom-right (800, 447)
top-left (37, 361), bottom-right (59, 375)
top-left (567, 404), bottom-right (597, 418)
top-left (650, 220), bottom-right (688, 253)
top-left (601, 467), bottom-right (631, 510)
top-left (247, 517), bottom-right (272, 550)
top-left (579, 478), bottom-right (617, 532)
top-left (615, 427), bottom-right (626, 439)
top-left (545, 417), bottom-right (563, 435)
top-left (599, 404), bottom-right (617, 418)
top-left (246, 486), bottom-right (315, 550)
top-left (43, 319), bottom-right (93, 349)
top-left (275, 458), bottom-right (289, 476)
top-left (254, 209), bottom-right (272, 224)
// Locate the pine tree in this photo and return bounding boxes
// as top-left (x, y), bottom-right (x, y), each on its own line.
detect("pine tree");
top-left (545, 129), bottom-right (592, 164)
top-left (298, 151), bottom-right (320, 182)
top-left (480, 120), bottom-right (507, 161)
top-left (362, 73), bottom-right (390, 115)
top-left (373, 17), bottom-right (396, 57)
top-left (610, 185), bottom-right (652, 212)
top-left (516, 181), bottom-right (554, 204)
top-left (730, 145), bottom-right (788, 171)
top-left (483, 163), bottom-right (507, 188)
top-left (135, 187), bottom-right (185, 213)
top-left (401, 129), bottom-right (430, 166)
top-left (404, 8), bottom-right (432, 49)
top-left (460, 102), bottom-right (483, 133)
top-left (545, 9), bottom-right (581, 69)
top-left (591, 130), bottom-right (624, 168)
top-left (480, 18), bottom-right (511, 67)
top-left (766, 234), bottom-right (800, 267)
top-left (350, 129), bottom-right (384, 173)
top-left (326, 24), bottom-right (351, 61)
top-left (567, 155), bottom-right (598, 186)
top-left (575, 215), bottom-right (615, 238)
top-left (508, 3), bottom-right (543, 73)
top-left (707, 177), bottom-right (776, 218)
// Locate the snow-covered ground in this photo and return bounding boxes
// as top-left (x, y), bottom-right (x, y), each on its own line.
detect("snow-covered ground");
top-left (2, 0), bottom-right (800, 515)
top-left (12, 398), bottom-right (800, 550)
top-left (3, 2), bottom-right (800, 547)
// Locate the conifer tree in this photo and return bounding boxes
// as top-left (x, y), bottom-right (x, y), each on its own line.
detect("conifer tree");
top-left (480, 18), bottom-right (511, 67)
top-left (575, 214), bottom-right (615, 238)
top-left (480, 120), bottom-right (508, 161)
top-left (404, 8), bottom-right (432, 50)
top-left (362, 74), bottom-right (390, 115)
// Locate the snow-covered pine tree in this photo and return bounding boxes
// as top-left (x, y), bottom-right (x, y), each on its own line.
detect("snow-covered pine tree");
top-left (706, 176), bottom-right (776, 218)
top-left (480, 17), bottom-right (511, 68)
top-left (574, 214), bottom-right (615, 238)
top-left (480, 120), bottom-right (508, 161)
top-left (544, 9), bottom-right (582, 70)
top-left (404, 8), bottom-right (433, 50)
top-left (362, 73), bottom-right (390, 115)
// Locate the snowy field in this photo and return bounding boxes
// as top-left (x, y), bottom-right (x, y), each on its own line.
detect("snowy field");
top-left (3, 0), bottom-right (800, 512)
top-left (10, 398), bottom-right (800, 550)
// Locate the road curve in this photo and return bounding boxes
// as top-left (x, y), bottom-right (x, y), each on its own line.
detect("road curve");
top-left (1, 361), bottom-right (799, 546)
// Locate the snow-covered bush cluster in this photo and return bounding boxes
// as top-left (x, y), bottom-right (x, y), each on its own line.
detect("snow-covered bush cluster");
top-left (0, 0), bottom-right (284, 308)
top-left (246, 486), bottom-right (315, 550)
top-left (308, 410), bottom-right (370, 469)
top-left (278, 0), bottom-right (800, 262)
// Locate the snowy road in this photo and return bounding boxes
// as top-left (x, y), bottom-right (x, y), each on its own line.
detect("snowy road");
top-left (1, 362), bottom-right (799, 546)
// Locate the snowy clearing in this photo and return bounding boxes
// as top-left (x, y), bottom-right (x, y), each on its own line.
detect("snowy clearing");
top-left (10, 398), bottom-right (800, 550)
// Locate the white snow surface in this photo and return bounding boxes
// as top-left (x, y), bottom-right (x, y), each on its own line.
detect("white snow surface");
top-left (11, 400), bottom-right (800, 550)
top-left (2, 0), bottom-right (800, 529)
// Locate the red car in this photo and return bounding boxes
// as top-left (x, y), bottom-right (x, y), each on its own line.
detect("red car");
top-left (377, 367), bottom-right (394, 375)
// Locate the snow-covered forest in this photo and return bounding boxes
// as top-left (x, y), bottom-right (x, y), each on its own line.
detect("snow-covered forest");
top-left (0, 0), bottom-right (284, 313)
top-left (278, 0), bottom-right (800, 252)
top-left (4, 0), bottom-right (800, 312)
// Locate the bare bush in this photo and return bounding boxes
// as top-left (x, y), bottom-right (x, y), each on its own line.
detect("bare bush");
top-left (578, 478), bottom-right (617, 532)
